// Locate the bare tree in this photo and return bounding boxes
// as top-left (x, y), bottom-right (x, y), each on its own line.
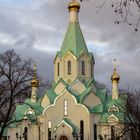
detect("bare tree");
top-left (0, 50), bottom-right (35, 140)
top-left (119, 89), bottom-right (140, 140)
top-left (81, 0), bottom-right (140, 32)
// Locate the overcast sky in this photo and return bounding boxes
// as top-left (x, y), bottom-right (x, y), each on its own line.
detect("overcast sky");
top-left (0, 0), bottom-right (140, 92)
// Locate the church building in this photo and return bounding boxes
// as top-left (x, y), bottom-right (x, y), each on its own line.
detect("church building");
top-left (7, 1), bottom-right (125, 140)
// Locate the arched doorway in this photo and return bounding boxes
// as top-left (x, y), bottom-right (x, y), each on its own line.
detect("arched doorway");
top-left (59, 136), bottom-right (68, 140)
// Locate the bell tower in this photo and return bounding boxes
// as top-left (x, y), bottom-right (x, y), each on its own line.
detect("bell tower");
top-left (54, 0), bottom-right (95, 84)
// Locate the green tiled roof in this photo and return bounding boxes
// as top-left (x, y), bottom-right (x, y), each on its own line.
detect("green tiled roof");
top-left (60, 22), bottom-right (88, 58)
top-left (90, 104), bottom-right (103, 114)
top-left (104, 95), bottom-right (124, 112)
top-left (10, 99), bottom-right (43, 127)
top-left (45, 88), bottom-right (57, 104)
top-left (96, 89), bottom-right (107, 103)
top-left (99, 112), bottom-right (125, 123)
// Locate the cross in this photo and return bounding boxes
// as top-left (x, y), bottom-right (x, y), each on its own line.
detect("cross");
top-left (113, 58), bottom-right (117, 70)
top-left (33, 64), bottom-right (37, 79)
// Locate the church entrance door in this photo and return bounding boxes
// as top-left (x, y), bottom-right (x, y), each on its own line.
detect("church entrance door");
top-left (59, 136), bottom-right (68, 140)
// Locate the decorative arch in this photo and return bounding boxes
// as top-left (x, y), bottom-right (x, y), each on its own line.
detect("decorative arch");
top-left (43, 88), bottom-right (89, 115)
top-left (58, 135), bottom-right (69, 140)
top-left (108, 105), bottom-right (119, 112)
top-left (69, 79), bottom-right (86, 95)
top-left (59, 136), bottom-right (68, 140)
top-left (24, 108), bottom-right (35, 116)
top-left (107, 114), bottom-right (119, 123)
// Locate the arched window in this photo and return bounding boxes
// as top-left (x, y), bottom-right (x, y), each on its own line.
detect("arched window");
top-left (48, 121), bottom-right (52, 129)
top-left (48, 121), bottom-right (52, 140)
top-left (24, 127), bottom-right (28, 140)
top-left (57, 63), bottom-right (60, 76)
top-left (111, 126), bottom-right (115, 140)
top-left (82, 61), bottom-right (85, 75)
top-left (67, 61), bottom-right (71, 75)
top-left (64, 100), bottom-right (68, 116)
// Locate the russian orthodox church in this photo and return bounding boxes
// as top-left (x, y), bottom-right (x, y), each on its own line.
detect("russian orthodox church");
top-left (7, 1), bottom-right (125, 140)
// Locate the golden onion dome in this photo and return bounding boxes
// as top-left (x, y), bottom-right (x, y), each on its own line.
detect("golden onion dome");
top-left (68, 1), bottom-right (80, 12)
top-left (111, 59), bottom-right (120, 83)
top-left (111, 68), bottom-right (120, 83)
top-left (31, 79), bottom-right (39, 87)
top-left (31, 64), bottom-right (39, 87)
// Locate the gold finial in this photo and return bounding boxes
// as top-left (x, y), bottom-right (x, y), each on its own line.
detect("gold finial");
top-left (68, 0), bottom-right (80, 12)
top-left (111, 59), bottom-right (120, 83)
top-left (114, 58), bottom-right (117, 70)
top-left (33, 64), bottom-right (37, 79)
top-left (31, 64), bottom-right (39, 87)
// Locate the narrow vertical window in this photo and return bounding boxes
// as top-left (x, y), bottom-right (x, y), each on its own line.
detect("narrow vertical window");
top-left (48, 121), bottom-right (52, 129)
top-left (67, 61), bottom-right (71, 75)
top-left (24, 127), bottom-right (28, 140)
top-left (48, 121), bottom-right (52, 140)
top-left (82, 61), bottom-right (85, 75)
top-left (94, 124), bottom-right (97, 140)
top-left (57, 63), bottom-right (60, 76)
top-left (80, 120), bottom-right (84, 140)
top-left (90, 62), bottom-right (93, 77)
top-left (64, 99), bottom-right (68, 116)
top-left (111, 126), bottom-right (115, 140)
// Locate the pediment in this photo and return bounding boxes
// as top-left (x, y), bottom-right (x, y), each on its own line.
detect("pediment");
top-left (108, 105), bottom-right (119, 112)
top-left (54, 119), bottom-right (76, 133)
top-left (61, 51), bottom-right (76, 60)
top-left (70, 79), bottom-right (86, 95)
top-left (107, 114), bottom-right (119, 123)
top-left (78, 52), bottom-right (90, 60)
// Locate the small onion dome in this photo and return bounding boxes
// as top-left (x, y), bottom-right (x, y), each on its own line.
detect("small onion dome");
top-left (111, 68), bottom-right (120, 83)
top-left (31, 79), bottom-right (39, 87)
top-left (68, 1), bottom-right (80, 12)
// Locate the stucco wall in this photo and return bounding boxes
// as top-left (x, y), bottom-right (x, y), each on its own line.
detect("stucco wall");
top-left (43, 89), bottom-right (91, 140)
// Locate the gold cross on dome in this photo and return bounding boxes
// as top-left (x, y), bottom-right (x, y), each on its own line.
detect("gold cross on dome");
top-left (33, 64), bottom-right (37, 79)
top-left (113, 58), bottom-right (117, 70)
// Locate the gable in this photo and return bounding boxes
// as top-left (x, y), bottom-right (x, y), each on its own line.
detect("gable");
top-left (43, 89), bottom-right (89, 119)
top-left (70, 80), bottom-right (86, 95)
top-left (62, 51), bottom-right (76, 60)
top-left (79, 53), bottom-right (90, 61)
top-left (83, 92), bottom-right (101, 108)
top-left (54, 81), bottom-right (66, 95)
top-left (108, 114), bottom-right (119, 123)
top-left (41, 94), bottom-right (50, 108)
